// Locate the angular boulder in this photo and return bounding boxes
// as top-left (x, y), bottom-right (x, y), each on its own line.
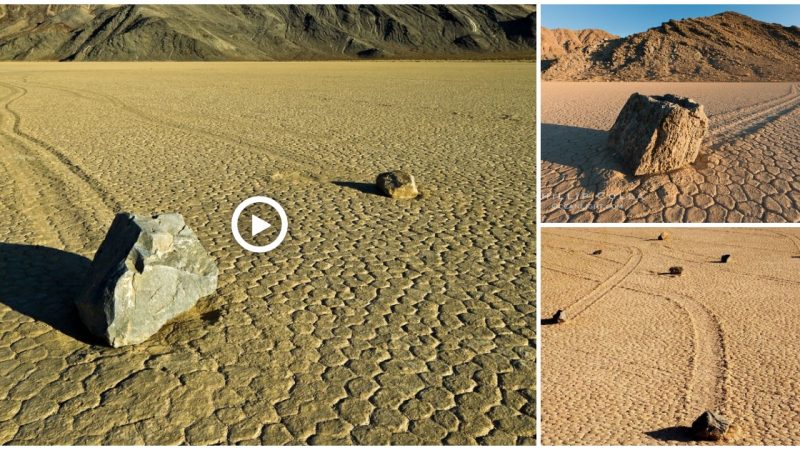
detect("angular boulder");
top-left (553, 309), bottom-right (567, 323)
top-left (75, 213), bottom-right (218, 347)
top-left (692, 411), bottom-right (733, 441)
top-left (608, 93), bottom-right (708, 176)
top-left (376, 170), bottom-right (419, 199)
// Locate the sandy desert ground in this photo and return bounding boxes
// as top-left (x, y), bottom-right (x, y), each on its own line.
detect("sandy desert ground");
top-left (541, 82), bottom-right (800, 223)
top-left (541, 227), bottom-right (800, 445)
top-left (0, 62), bottom-right (535, 444)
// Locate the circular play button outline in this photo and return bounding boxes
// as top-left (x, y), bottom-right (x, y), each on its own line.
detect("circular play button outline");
top-left (231, 196), bottom-right (288, 253)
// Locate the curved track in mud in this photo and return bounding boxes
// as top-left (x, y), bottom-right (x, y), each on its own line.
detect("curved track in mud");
top-left (0, 82), bottom-right (117, 250)
top-left (542, 230), bottom-right (732, 443)
top-left (542, 228), bottom-right (800, 444)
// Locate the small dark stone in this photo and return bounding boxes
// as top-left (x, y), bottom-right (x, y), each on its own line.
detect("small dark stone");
top-left (721, 254), bottom-right (731, 263)
top-left (669, 266), bottom-right (683, 276)
top-left (376, 170), bottom-right (419, 200)
top-left (592, 249), bottom-right (603, 255)
top-left (692, 411), bottom-right (732, 441)
top-left (553, 309), bottom-right (566, 323)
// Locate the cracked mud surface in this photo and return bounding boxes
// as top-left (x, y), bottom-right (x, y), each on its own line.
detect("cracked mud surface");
top-left (542, 228), bottom-right (800, 445)
top-left (541, 82), bottom-right (800, 223)
top-left (0, 62), bottom-right (535, 444)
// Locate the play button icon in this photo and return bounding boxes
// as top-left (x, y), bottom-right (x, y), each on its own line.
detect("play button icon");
top-left (231, 196), bottom-right (288, 253)
top-left (251, 215), bottom-right (271, 237)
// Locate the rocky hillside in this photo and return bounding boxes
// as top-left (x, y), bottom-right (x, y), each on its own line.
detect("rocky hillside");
top-left (543, 11), bottom-right (800, 81)
top-left (540, 27), bottom-right (617, 61)
top-left (0, 4), bottom-right (535, 61)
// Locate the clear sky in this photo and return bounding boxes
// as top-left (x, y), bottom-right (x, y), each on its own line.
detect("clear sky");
top-left (543, 5), bottom-right (800, 37)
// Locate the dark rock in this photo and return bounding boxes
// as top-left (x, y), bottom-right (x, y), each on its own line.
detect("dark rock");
top-left (553, 309), bottom-right (566, 323)
top-left (592, 249), bottom-right (603, 255)
top-left (692, 411), bottom-right (732, 441)
top-left (669, 266), bottom-right (683, 276)
top-left (608, 93), bottom-right (709, 176)
top-left (376, 170), bottom-right (419, 200)
top-left (721, 254), bottom-right (731, 263)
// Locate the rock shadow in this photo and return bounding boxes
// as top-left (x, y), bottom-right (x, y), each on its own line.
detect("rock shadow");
top-left (541, 123), bottom-right (629, 194)
top-left (0, 242), bottom-right (97, 344)
top-left (646, 426), bottom-right (695, 443)
top-left (332, 181), bottom-right (383, 196)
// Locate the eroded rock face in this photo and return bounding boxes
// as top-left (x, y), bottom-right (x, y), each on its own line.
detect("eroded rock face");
top-left (376, 170), bottom-right (419, 199)
top-left (608, 93), bottom-right (708, 176)
top-left (692, 411), bottom-right (733, 441)
top-left (75, 213), bottom-right (218, 347)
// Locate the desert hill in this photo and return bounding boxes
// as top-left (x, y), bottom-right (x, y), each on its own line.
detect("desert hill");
top-left (540, 27), bottom-right (617, 61)
top-left (543, 11), bottom-right (800, 81)
top-left (0, 4), bottom-right (535, 61)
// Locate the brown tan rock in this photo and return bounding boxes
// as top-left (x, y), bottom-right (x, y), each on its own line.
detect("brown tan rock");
top-left (608, 93), bottom-right (708, 176)
top-left (691, 411), bottom-right (733, 441)
top-left (376, 170), bottom-right (419, 200)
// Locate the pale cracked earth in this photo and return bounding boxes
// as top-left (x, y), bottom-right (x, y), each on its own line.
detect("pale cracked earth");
top-left (542, 82), bottom-right (800, 223)
top-left (542, 228), bottom-right (800, 445)
top-left (0, 62), bottom-right (535, 444)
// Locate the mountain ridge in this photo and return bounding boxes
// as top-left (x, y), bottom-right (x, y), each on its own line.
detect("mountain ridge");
top-left (540, 27), bottom-right (617, 62)
top-left (0, 4), bottom-right (536, 61)
top-left (543, 11), bottom-right (800, 81)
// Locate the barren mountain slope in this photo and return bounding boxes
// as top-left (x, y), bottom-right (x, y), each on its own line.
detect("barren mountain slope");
top-left (540, 27), bottom-right (617, 61)
top-left (0, 4), bottom-right (535, 60)
top-left (543, 11), bottom-right (800, 81)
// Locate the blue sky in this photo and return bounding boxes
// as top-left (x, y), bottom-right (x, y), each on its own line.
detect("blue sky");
top-left (543, 5), bottom-right (800, 37)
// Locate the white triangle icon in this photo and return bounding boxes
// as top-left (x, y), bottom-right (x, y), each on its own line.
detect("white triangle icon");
top-left (251, 215), bottom-right (271, 237)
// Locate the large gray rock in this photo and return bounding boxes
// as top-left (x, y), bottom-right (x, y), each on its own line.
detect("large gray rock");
top-left (75, 213), bottom-right (218, 347)
top-left (376, 170), bottom-right (419, 200)
top-left (608, 93), bottom-right (708, 176)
